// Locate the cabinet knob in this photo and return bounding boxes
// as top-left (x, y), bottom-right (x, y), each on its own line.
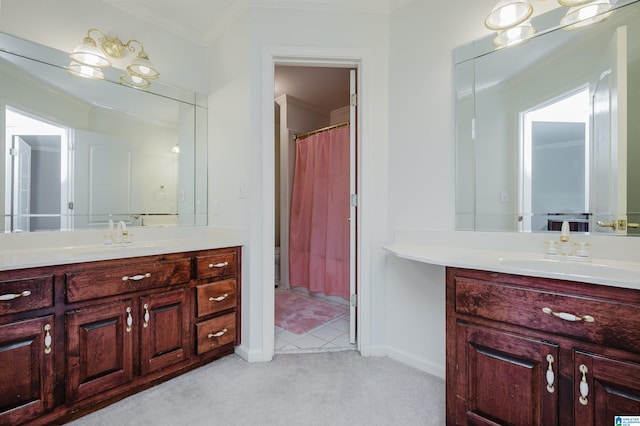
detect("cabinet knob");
top-left (208, 262), bottom-right (228, 269)
top-left (546, 354), bottom-right (555, 393)
top-left (542, 307), bottom-right (595, 323)
top-left (44, 324), bottom-right (52, 355)
top-left (579, 364), bottom-right (589, 405)
top-left (209, 293), bottom-right (229, 302)
top-left (126, 307), bottom-right (133, 333)
top-left (143, 304), bottom-right (150, 328)
top-left (0, 290), bottom-right (31, 301)
top-left (122, 273), bottom-right (151, 282)
top-left (208, 328), bottom-right (228, 339)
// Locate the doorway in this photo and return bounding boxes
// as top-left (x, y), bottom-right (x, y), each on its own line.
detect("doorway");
top-left (273, 65), bottom-right (357, 353)
top-left (520, 88), bottom-right (590, 233)
top-left (4, 107), bottom-right (71, 232)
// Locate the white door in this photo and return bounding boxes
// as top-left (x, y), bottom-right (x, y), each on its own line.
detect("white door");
top-left (11, 136), bottom-right (31, 232)
top-left (349, 69), bottom-right (357, 344)
top-left (591, 26), bottom-right (628, 235)
top-left (74, 130), bottom-right (132, 227)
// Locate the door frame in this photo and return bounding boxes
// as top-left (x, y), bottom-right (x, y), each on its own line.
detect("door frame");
top-left (260, 46), bottom-right (370, 360)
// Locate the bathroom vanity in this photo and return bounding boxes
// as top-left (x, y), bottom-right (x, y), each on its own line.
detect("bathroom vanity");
top-left (384, 228), bottom-right (640, 426)
top-left (446, 267), bottom-right (640, 425)
top-left (0, 243), bottom-right (241, 425)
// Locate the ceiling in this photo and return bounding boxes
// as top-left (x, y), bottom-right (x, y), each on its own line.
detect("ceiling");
top-left (102, 0), bottom-right (413, 46)
top-left (275, 66), bottom-right (351, 112)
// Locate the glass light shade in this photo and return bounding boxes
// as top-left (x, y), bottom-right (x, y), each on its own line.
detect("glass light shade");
top-left (67, 61), bottom-right (105, 80)
top-left (69, 37), bottom-right (110, 68)
top-left (561, 0), bottom-right (614, 30)
top-left (171, 144), bottom-right (180, 154)
top-left (485, 0), bottom-right (534, 30)
top-left (127, 51), bottom-right (160, 79)
top-left (558, 0), bottom-right (592, 6)
top-left (120, 72), bottom-right (151, 89)
top-left (493, 20), bottom-right (537, 47)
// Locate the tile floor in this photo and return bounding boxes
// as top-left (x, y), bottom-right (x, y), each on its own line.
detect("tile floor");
top-left (275, 288), bottom-right (356, 354)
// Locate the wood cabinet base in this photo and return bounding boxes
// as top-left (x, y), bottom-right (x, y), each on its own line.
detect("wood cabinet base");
top-left (446, 267), bottom-right (640, 426)
top-left (0, 246), bottom-right (241, 426)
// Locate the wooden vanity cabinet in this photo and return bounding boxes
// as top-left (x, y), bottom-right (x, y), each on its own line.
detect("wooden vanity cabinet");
top-left (139, 289), bottom-right (190, 375)
top-left (194, 247), bottom-right (241, 355)
top-left (0, 246), bottom-right (241, 426)
top-left (66, 299), bottom-right (134, 403)
top-left (446, 267), bottom-right (640, 426)
top-left (0, 274), bottom-right (56, 425)
top-left (0, 316), bottom-right (55, 425)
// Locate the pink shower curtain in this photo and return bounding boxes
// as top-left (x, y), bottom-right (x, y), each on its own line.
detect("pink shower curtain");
top-left (289, 125), bottom-right (350, 300)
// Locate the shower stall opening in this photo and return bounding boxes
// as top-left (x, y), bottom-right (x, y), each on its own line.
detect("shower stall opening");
top-left (289, 123), bottom-right (351, 301)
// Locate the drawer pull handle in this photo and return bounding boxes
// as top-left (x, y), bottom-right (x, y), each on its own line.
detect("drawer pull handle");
top-left (209, 262), bottom-right (229, 269)
top-left (546, 354), bottom-right (555, 393)
top-left (579, 364), bottom-right (589, 405)
top-left (209, 293), bottom-right (229, 302)
top-left (208, 328), bottom-right (228, 339)
top-left (122, 273), bottom-right (152, 282)
top-left (143, 304), bottom-right (150, 328)
top-left (542, 307), bottom-right (595, 323)
top-left (0, 290), bottom-right (31, 301)
top-left (44, 324), bottom-right (52, 355)
top-left (126, 307), bottom-right (133, 333)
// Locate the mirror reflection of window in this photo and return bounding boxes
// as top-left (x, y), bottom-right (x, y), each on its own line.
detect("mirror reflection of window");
top-left (4, 107), bottom-right (71, 232)
top-left (520, 88), bottom-right (590, 233)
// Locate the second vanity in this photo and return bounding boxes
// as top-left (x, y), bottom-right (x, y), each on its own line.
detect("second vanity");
top-left (384, 229), bottom-right (640, 426)
top-left (0, 227), bottom-right (243, 426)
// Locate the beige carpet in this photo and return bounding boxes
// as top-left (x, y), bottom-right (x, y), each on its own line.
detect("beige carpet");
top-left (67, 351), bottom-right (445, 425)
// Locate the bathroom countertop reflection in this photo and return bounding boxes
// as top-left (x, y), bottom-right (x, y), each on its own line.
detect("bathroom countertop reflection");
top-left (384, 241), bottom-right (640, 291)
top-left (0, 227), bottom-right (244, 271)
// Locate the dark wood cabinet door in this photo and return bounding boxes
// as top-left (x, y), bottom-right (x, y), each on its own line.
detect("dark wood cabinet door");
top-left (457, 324), bottom-right (559, 426)
top-left (139, 289), bottom-right (190, 375)
top-left (575, 351), bottom-right (640, 426)
top-left (66, 300), bottom-right (134, 403)
top-left (0, 316), bottom-right (55, 425)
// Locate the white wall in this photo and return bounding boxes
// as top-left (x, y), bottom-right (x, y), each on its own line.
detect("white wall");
top-left (386, 0), bottom-right (504, 376)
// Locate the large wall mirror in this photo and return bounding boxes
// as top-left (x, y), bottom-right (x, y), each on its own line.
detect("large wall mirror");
top-left (1, 32), bottom-right (207, 233)
top-left (455, 0), bottom-right (640, 236)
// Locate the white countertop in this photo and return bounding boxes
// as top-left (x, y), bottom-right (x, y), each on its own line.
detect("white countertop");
top-left (0, 227), bottom-right (244, 271)
top-left (384, 229), bottom-right (640, 292)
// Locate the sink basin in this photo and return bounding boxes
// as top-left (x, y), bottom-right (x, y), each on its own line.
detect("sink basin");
top-left (499, 257), bottom-right (640, 283)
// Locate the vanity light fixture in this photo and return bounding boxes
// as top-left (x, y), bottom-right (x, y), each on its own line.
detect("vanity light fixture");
top-left (68, 28), bottom-right (160, 89)
top-left (494, 20), bottom-right (537, 47)
top-left (171, 143), bottom-right (180, 154)
top-left (485, 0), bottom-right (615, 49)
top-left (485, 0), bottom-right (534, 30)
top-left (560, 0), bottom-right (614, 30)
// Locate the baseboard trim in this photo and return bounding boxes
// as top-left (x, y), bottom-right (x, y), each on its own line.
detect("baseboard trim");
top-left (234, 344), bottom-right (272, 362)
top-left (369, 344), bottom-right (445, 379)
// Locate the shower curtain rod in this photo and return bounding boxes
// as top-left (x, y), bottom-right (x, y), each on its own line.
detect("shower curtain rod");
top-left (294, 121), bottom-right (350, 140)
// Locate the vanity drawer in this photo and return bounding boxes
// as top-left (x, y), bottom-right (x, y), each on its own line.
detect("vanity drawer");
top-left (66, 259), bottom-right (191, 303)
top-left (195, 313), bottom-right (236, 354)
top-left (0, 275), bottom-right (54, 315)
top-left (196, 251), bottom-right (237, 280)
top-left (454, 277), bottom-right (640, 353)
top-left (196, 279), bottom-right (237, 318)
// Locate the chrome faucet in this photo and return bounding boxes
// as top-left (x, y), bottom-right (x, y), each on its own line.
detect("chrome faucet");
top-left (116, 221), bottom-right (131, 243)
